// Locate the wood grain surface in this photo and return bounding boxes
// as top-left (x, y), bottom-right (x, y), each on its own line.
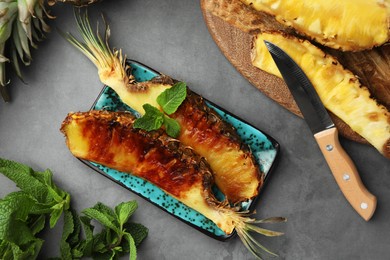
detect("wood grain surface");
top-left (200, 0), bottom-right (366, 143)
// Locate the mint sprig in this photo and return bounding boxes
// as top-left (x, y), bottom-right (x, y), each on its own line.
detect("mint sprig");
top-left (0, 158), bottom-right (70, 259)
top-left (0, 158), bottom-right (148, 260)
top-left (134, 81), bottom-right (187, 138)
top-left (133, 104), bottom-right (164, 132)
top-left (61, 200), bottom-right (147, 260)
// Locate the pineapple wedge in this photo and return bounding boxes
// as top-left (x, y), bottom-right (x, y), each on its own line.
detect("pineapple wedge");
top-left (252, 31), bottom-right (390, 158)
top-left (64, 12), bottom-right (263, 204)
top-left (110, 75), bottom-right (263, 204)
top-left (240, 0), bottom-right (390, 51)
top-left (61, 110), bottom-right (286, 259)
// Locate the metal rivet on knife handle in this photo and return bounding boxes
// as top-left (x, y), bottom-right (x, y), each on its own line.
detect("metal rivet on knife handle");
top-left (361, 203), bottom-right (368, 210)
top-left (326, 144), bottom-right (333, 151)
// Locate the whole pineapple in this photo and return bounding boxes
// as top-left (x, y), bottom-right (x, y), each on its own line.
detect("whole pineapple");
top-left (0, 0), bottom-right (50, 101)
top-left (0, 0), bottom-right (100, 102)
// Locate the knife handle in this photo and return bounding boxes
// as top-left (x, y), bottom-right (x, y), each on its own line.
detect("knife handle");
top-left (314, 128), bottom-right (377, 221)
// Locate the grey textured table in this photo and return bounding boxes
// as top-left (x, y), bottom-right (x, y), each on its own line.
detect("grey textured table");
top-left (0, 1), bottom-right (389, 259)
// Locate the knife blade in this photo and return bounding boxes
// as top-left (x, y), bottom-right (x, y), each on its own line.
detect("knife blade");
top-left (264, 41), bottom-right (377, 221)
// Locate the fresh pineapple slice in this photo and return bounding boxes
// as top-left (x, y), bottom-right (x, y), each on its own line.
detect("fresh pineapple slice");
top-left (203, 0), bottom-right (390, 111)
top-left (329, 46), bottom-right (390, 110)
top-left (252, 31), bottom-right (390, 158)
top-left (240, 0), bottom-right (390, 51)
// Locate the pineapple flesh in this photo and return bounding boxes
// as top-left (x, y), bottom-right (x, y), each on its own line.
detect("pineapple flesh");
top-left (132, 76), bottom-right (264, 204)
top-left (61, 111), bottom-right (236, 234)
top-left (61, 110), bottom-right (285, 259)
top-left (240, 0), bottom-right (390, 51)
top-left (64, 12), bottom-right (264, 204)
top-left (252, 31), bottom-right (390, 158)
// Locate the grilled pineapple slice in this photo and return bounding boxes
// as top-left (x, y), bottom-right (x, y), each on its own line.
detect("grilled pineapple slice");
top-left (64, 12), bottom-right (263, 204)
top-left (61, 110), bottom-right (285, 259)
top-left (61, 111), bottom-right (233, 231)
top-left (252, 31), bottom-right (390, 158)
top-left (240, 0), bottom-right (390, 51)
top-left (136, 76), bottom-right (263, 203)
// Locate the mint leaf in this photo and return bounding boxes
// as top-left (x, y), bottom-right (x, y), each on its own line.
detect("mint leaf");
top-left (60, 210), bottom-right (75, 260)
top-left (123, 222), bottom-right (148, 247)
top-left (133, 104), bottom-right (164, 131)
top-left (31, 169), bottom-right (53, 187)
top-left (59, 209), bottom-right (82, 260)
top-left (67, 210), bottom-right (81, 247)
top-left (163, 115), bottom-right (181, 138)
top-left (92, 202), bottom-right (117, 220)
top-left (0, 192), bottom-right (37, 222)
top-left (92, 231), bottom-right (108, 253)
top-left (71, 248), bottom-right (83, 259)
top-left (4, 239), bottom-right (43, 260)
top-left (0, 158), bottom-right (50, 203)
top-left (115, 201), bottom-right (138, 227)
top-left (82, 208), bottom-right (120, 234)
top-left (0, 192), bottom-right (38, 245)
top-left (123, 233), bottom-right (137, 260)
top-left (79, 216), bottom-right (94, 256)
top-left (49, 209), bottom-right (63, 229)
top-left (29, 215), bottom-right (46, 236)
top-left (157, 82), bottom-right (187, 115)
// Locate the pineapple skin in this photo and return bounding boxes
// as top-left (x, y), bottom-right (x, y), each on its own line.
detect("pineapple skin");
top-left (61, 110), bottom-right (238, 234)
top-left (202, 0), bottom-right (295, 34)
top-left (240, 0), bottom-right (390, 51)
top-left (252, 31), bottom-right (390, 158)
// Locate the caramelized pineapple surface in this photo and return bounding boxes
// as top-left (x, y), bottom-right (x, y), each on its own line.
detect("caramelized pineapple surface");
top-left (172, 90), bottom-right (264, 203)
top-left (61, 110), bottom-right (238, 234)
top-left (126, 76), bottom-right (264, 204)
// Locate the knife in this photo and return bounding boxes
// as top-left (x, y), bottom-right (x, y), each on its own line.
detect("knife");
top-left (264, 41), bottom-right (377, 221)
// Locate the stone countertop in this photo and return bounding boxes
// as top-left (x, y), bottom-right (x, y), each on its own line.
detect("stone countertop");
top-left (0, 1), bottom-right (389, 259)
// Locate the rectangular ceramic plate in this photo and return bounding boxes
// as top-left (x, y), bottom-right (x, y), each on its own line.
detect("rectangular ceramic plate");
top-left (82, 60), bottom-right (280, 241)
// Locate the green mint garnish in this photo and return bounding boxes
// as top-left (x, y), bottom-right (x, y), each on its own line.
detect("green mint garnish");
top-left (163, 115), bottom-right (181, 138)
top-left (0, 158), bottom-right (148, 260)
top-left (134, 82), bottom-right (187, 138)
top-left (157, 82), bottom-right (187, 115)
top-left (133, 104), bottom-right (164, 131)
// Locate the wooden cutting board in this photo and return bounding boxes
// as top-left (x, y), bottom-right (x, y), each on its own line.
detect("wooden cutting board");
top-left (200, 0), bottom-right (366, 143)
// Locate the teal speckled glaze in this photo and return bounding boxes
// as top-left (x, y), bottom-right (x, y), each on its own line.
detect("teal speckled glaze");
top-left (88, 60), bottom-right (279, 240)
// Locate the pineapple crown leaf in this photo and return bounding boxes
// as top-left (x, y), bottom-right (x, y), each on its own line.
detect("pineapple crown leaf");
top-left (0, 0), bottom-right (52, 101)
top-left (62, 9), bottom-right (128, 85)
